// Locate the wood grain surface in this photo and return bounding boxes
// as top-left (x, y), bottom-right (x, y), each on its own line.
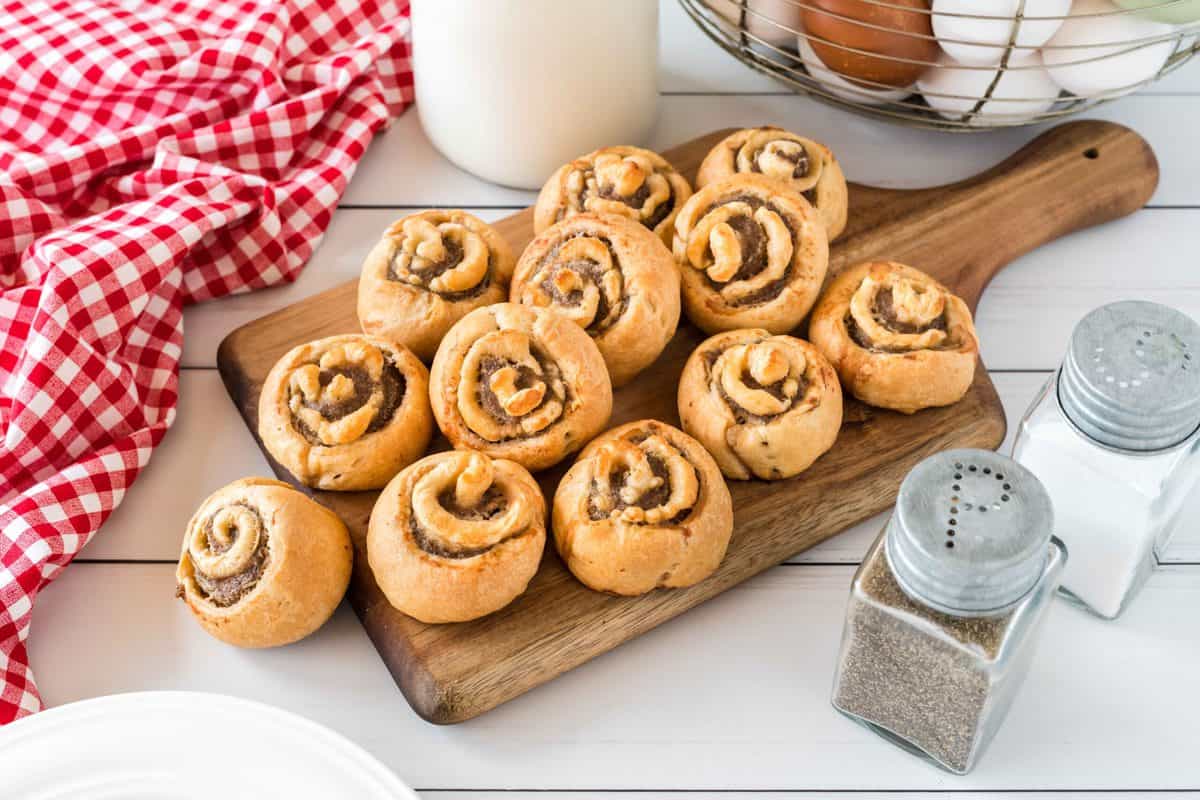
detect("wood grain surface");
top-left (217, 120), bottom-right (1158, 724)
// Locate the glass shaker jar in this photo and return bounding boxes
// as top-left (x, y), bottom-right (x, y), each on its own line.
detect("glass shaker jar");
top-left (410, 0), bottom-right (660, 189)
top-left (1011, 300), bottom-right (1200, 620)
top-left (832, 449), bottom-right (1066, 775)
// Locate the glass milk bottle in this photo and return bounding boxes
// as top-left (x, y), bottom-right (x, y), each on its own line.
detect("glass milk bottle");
top-left (832, 449), bottom-right (1066, 775)
top-left (1012, 300), bottom-right (1200, 619)
top-left (410, 0), bottom-right (660, 189)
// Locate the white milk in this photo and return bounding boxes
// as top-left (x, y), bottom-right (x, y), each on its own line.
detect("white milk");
top-left (411, 0), bottom-right (661, 189)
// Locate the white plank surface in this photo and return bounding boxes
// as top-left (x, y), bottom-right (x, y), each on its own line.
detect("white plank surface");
top-left (28, 1), bottom-right (1200, 795)
top-left (343, 94), bottom-right (1200, 211)
top-left (335, 0), bottom-right (1200, 214)
top-left (338, 0), bottom-right (1200, 215)
top-left (434, 797), bottom-right (1200, 800)
top-left (29, 561), bottom-right (1200, 791)
top-left (434, 796), bottom-right (1197, 800)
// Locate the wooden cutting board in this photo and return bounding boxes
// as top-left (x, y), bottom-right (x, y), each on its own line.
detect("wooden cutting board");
top-left (218, 120), bottom-right (1158, 724)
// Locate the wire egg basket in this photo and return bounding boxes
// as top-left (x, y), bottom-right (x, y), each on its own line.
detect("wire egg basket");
top-left (678, 0), bottom-right (1200, 130)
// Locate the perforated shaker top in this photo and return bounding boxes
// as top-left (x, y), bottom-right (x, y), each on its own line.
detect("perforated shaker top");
top-left (1060, 301), bottom-right (1200, 451)
top-left (885, 449), bottom-right (1055, 617)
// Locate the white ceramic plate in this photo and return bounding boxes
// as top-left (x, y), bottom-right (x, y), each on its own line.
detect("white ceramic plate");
top-left (0, 692), bottom-right (418, 800)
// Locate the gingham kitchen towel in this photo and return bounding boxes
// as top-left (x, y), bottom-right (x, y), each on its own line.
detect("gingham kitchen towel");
top-left (0, 0), bottom-right (412, 722)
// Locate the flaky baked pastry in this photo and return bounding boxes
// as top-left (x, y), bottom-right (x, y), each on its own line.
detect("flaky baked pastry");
top-left (553, 419), bottom-right (733, 596)
top-left (696, 127), bottom-right (848, 241)
top-left (809, 261), bottom-right (978, 414)
top-left (535, 146), bottom-right (692, 247)
top-left (368, 450), bottom-right (546, 624)
top-left (429, 303), bottom-right (612, 472)
top-left (511, 212), bottom-right (680, 386)
top-left (678, 329), bottom-right (842, 480)
top-left (258, 334), bottom-right (433, 490)
top-left (176, 478), bottom-right (351, 648)
top-left (357, 210), bottom-right (515, 361)
top-left (672, 174), bottom-right (829, 335)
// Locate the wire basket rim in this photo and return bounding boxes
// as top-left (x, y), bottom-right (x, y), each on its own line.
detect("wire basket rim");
top-left (715, 0), bottom-right (1200, 22)
top-left (679, 0), bottom-right (1200, 131)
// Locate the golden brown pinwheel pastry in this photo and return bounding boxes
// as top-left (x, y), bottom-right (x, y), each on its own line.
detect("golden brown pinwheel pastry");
top-left (809, 261), bottom-right (979, 414)
top-left (258, 334), bottom-right (433, 491)
top-left (696, 127), bottom-right (849, 241)
top-left (534, 146), bottom-right (692, 247)
top-left (511, 213), bottom-right (680, 387)
top-left (672, 174), bottom-right (829, 335)
top-left (367, 450), bottom-right (546, 624)
top-left (678, 329), bottom-right (842, 480)
top-left (429, 303), bottom-right (612, 472)
top-left (357, 210), bottom-right (515, 362)
top-left (176, 478), bottom-right (352, 648)
top-left (553, 419), bottom-right (734, 596)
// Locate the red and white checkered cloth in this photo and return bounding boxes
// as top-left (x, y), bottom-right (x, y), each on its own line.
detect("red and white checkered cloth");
top-left (0, 0), bottom-right (412, 723)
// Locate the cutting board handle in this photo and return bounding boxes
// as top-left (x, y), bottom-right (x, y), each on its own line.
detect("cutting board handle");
top-left (837, 120), bottom-right (1160, 310)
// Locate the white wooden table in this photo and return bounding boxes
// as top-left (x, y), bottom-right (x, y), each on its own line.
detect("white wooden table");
top-left (29, 3), bottom-right (1200, 796)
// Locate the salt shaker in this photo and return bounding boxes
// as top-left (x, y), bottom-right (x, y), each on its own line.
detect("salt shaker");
top-left (832, 449), bottom-right (1065, 775)
top-left (1011, 300), bottom-right (1200, 619)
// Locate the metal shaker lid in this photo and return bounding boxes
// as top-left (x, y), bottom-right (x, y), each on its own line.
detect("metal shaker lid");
top-left (885, 449), bottom-right (1055, 617)
top-left (1060, 301), bottom-right (1200, 451)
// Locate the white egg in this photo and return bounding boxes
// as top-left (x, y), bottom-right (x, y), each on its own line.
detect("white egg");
top-left (797, 34), bottom-right (916, 106)
top-left (918, 51), bottom-right (1062, 123)
top-left (933, 0), bottom-right (1073, 66)
top-left (708, 0), bottom-right (805, 50)
top-left (1042, 0), bottom-right (1176, 97)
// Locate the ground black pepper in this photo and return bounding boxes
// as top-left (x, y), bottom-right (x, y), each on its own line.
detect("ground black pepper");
top-left (833, 535), bottom-right (1014, 774)
top-left (833, 449), bottom-right (1065, 774)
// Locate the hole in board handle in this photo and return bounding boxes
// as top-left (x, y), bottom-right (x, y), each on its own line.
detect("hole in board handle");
top-left (1083, 148), bottom-right (1100, 160)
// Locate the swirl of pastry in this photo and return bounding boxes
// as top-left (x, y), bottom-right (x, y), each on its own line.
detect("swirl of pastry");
top-left (430, 303), bottom-right (612, 471)
top-left (511, 213), bottom-right (681, 387)
top-left (367, 450), bottom-right (546, 623)
top-left (552, 419), bottom-right (734, 596)
top-left (258, 334), bottom-right (433, 490)
top-left (534, 146), bottom-right (693, 247)
top-left (696, 127), bottom-right (849, 241)
top-left (176, 478), bottom-right (352, 648)
top-left (673, 174), bottom-right (829, 335)
top-left (809, 261), bottom-right (979, 414)
top-left (357, 210), bottom-right (516, 361)
top-left (678, 329), bottom-right (843, 480)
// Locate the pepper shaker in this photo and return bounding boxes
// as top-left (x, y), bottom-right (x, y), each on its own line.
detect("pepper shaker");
top-left (832, 449), bottom-right (1066, 775)
top-left (1012, 300), bottom-right (1200, 619)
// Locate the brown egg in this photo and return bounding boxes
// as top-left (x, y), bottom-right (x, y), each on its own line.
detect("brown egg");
top-left (802, 0), bottom-right (938, 88)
